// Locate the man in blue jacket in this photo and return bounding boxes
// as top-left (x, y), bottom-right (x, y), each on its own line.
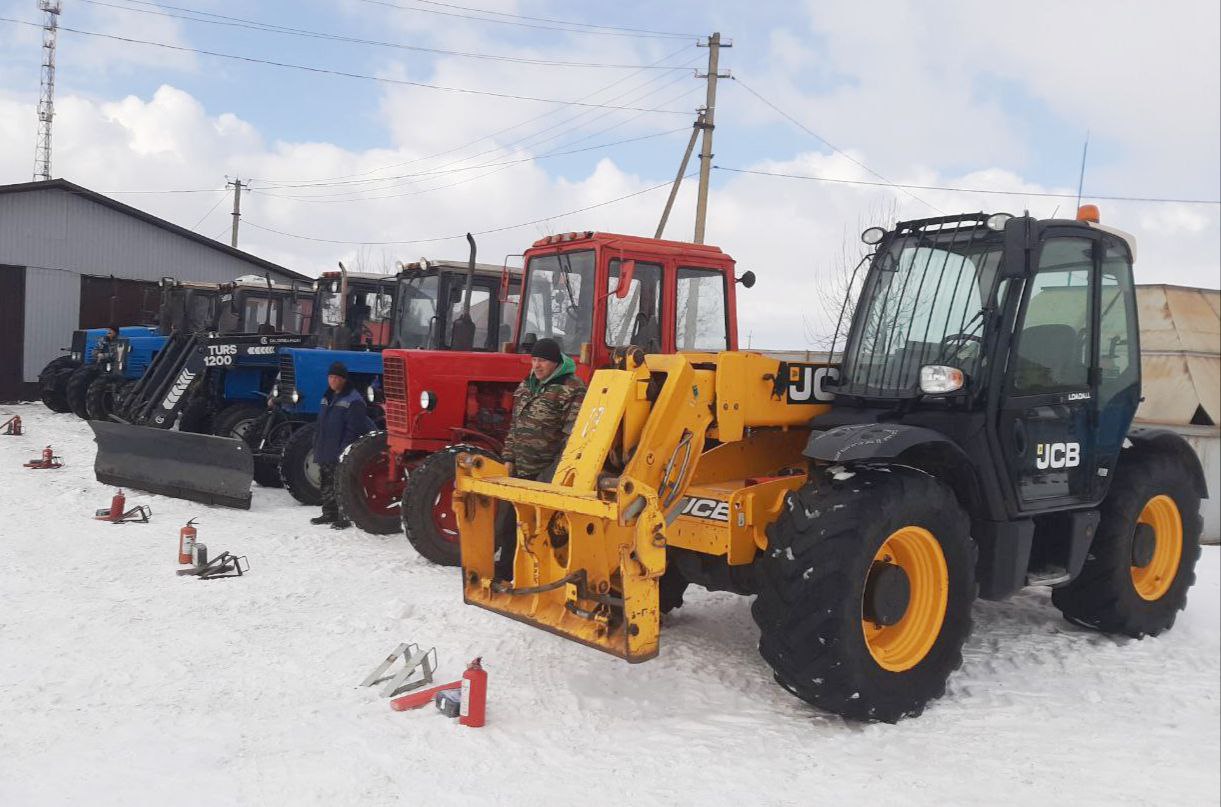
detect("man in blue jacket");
top-left (311, 361), bottom-right (374, 529)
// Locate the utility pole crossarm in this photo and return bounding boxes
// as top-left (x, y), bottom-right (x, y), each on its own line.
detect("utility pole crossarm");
top-left (693, 31), bottom-right (731, 245)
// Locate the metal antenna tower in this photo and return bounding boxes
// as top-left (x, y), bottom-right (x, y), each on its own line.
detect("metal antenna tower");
top-left (33, 0), bottom-right (63, 182)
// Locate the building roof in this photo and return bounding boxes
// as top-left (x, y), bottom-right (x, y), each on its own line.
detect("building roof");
top-left (0, 178), bottom-right (311, 282)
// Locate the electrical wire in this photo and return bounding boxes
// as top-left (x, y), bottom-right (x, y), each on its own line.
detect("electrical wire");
top-left (189, 190), bottom-right (229, 229)
top-left (354, 0), bottom-right (696, 39)
top-left (77, 0), bottom-right (695, 69)
top-left (248, 43), bottom-right (697, 185)
top-left (0, 17), bottom-right (696, 114)
top-left (242, 172), bottom-right (695, 245)
top-left (712, 166), bottom-right (1221, 205)
top-left (731, 76), bottom-right (942, 214)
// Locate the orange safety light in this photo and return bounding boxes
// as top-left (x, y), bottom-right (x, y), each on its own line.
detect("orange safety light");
top-left (1076, 204), bottom-right (1100, 223)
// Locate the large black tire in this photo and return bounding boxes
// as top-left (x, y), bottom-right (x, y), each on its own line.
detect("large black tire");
top-left (177, 396), bottom-right (214, 433)
top-left (1051, 452), bottom-right (1203, 637)
top-left (336, 431), bottom-right (403, 535)
top-left (211, 402), bottom-right (267, 440)
top-left (752, 467), bottom-right (977, 723)
top-left (66, 365), bottom-right (103, 419)
top-left (85, 373), bottom-right (126, 421)
top-left (280, 422), bottom-right (322, 506)
top-left (40, 366), bottom-right (77, 413)
top-left (38, 355), bottom-right (80, 383)
top-left (112, 379), bottom-right (136, 414)
top-left (402, 444), bottom-right (495, 566)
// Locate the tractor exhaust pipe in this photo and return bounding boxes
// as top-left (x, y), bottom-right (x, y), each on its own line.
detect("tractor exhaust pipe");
top-left (449, 233), bottom-right (478, 351)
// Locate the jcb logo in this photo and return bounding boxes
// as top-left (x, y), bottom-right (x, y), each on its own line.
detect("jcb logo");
top-left (679, 497), bottom-right (730, 522)
top-left (784, 363), bottom-right (838, 404)
top-left (1036, 442), bottom-right (1080, 470)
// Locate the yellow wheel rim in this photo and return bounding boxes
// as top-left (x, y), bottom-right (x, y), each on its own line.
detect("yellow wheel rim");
top-left (1130, 494), bottom-right (1183, 602)
top-left (862, 526), bottom-right (949, 673)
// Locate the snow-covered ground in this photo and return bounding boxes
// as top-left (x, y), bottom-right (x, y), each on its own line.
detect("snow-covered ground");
top-left (1, 403), bottom-right (1217, 807)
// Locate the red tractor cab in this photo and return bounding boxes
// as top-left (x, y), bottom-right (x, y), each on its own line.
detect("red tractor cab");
top-left (335, 231), bottom-right (752, 564)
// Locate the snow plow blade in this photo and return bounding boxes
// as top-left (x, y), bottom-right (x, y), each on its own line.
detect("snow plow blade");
top-left (90, 420), bottom-right (254, 509)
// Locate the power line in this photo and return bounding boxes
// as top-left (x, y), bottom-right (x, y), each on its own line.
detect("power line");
top-left (77, 0), bottom-right (695, 69)
top-left (189, 189), bottom-right (228, 229)
top-left (243, 172), bottom-right (695, 245)
top-left (731, 76), bottom-right (942, 214)
top-left (713, 166), bottom-right (1221, 205)
top-left (250, 44), bottom-right (697, 186)
top-left (0, 17), bottom-right (697, 114)
top-left (354, 0), bottom-right (695, 39)
top-left (253, 124), bottom-right (693, 203)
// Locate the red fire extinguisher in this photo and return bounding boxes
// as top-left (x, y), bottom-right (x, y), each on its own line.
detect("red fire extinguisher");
top-left (459, 657), bottom-right (487, 728)
top-left (96, 489), bottom-right (126, 521)
top-left (178, 518), bottom-right (198, 564)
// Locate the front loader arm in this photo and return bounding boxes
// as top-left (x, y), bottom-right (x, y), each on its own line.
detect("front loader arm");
top-left (454, 352), bottom-right (828, 662)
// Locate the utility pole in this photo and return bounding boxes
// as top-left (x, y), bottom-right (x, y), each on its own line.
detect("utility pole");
top-left (33, 0), bottom-right (62, 182)
top-left (226, 176), bottom-right (249, 248)
top-left (693, 31), bottom-right (731, 244)
top-left (655, 110), bottom-right (704, 239)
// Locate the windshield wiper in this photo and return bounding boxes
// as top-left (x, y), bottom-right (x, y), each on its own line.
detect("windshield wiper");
top-left (557, 253), bottom-right (580, 315)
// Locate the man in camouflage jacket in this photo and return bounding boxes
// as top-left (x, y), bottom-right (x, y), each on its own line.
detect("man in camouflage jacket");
top-left (501, 337), bottom-right (586, 481)
top-left (495, 338), bottom-right (585, 578)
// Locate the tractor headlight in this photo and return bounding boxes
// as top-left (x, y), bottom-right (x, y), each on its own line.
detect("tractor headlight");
top-left (271, 384), bottom-right (279, 398)
top-left (919, 365), bottom-right (965, 394)
top-left (366, 386), bottom-right (377, 404)
top-left (419, 390), bottom-right (437, 411)
top-left (861, 226), bottom-right (886, 245)
top-left (986, 212), bottom-right (1013, 231)
top-left (71, 351), bottom-right (81, 362)
top-left (291, 389), bottom-right (300, 404)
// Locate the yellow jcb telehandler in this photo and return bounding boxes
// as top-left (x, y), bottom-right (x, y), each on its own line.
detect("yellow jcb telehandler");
top-left (453, 209), bottom-right (1207, 722)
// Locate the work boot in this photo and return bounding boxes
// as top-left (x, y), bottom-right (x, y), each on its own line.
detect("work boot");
top-left (330, 518), bottom-right (352, 530)
top-left (311, 513), bottom-right (337, 525)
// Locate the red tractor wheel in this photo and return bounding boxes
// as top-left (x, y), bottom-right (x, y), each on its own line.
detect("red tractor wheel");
top-left (336, 431), bottom-right (405, 535)
top-left (402, 444), bottom-right (496, 567)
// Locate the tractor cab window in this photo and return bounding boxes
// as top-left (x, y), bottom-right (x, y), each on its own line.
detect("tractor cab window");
top-left (500, 283), bottom-right (521, 348)
top-left (676, 268), bottom-right (728, 352)
top-left (840, 230), bottom-right (1004, 396)
top-left (1011, 237), bottom-right (1094, 395)
top-left (519, 250), bottom-right (595, 355)
top-left (447, 284), bottom-right (492, 349)
top-left (238, 295), bottom-right (282, 333)
top-left (1098, 241), bottom-right (1138, 398)
top-left (606, 260), bottom-right (663, 351)
top-left (394, 273), bottom-right (439, 348)
top-left (285, 296), bottom-right (314, 334)
top-left (164, 290), bottom-right (216, 334)
top-left (319, 282), bottom-right (344, 327)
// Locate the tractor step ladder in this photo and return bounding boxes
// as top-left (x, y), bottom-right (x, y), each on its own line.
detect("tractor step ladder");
top-left (360, 642), bottom-right (437, 698)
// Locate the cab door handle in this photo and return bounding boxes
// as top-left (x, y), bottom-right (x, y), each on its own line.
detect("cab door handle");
top-left (1013, 419), bottom-right (1028, 456)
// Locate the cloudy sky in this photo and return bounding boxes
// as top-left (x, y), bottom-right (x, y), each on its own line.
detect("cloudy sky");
top-left (0, 0), bottom-right (1217, 348)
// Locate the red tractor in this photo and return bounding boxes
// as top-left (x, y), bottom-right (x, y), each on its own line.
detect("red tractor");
top-left (335, 231), bottom-right (755, 565)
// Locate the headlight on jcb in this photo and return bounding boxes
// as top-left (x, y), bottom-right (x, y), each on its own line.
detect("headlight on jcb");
top-left (919, 365), bottom-right (965, 394)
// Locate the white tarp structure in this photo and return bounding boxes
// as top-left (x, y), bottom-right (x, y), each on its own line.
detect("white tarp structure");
top-left (1134, 285), bottom-right (1220, 542)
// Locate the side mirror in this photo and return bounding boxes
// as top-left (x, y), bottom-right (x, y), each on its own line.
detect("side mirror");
top-left (737, 270), bottom-right (756, 289)
top-left (615, 260), bottom-right (636, 299)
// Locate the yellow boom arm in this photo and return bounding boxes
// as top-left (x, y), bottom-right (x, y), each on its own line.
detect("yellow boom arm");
top-left (453, 352), bottom-right (832, 661)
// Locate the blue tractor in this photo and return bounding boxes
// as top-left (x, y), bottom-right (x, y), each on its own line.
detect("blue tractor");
top-left (38, 325), bottom-right (160, 414)
top-left (79, 280), bottom-right (223, 421)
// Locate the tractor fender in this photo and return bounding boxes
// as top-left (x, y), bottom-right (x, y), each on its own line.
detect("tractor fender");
top-left (805, 423), bottom-right (986, 518)
top-left (1124, 426), bottom-right (1209, 498)
top-left (804, 423), bottom-right (961, 465)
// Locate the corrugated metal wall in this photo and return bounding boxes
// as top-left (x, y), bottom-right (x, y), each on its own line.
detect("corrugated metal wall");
top-left (22, 267), bottom-right (80, 383)
top-left (0, 187), bottom-right (306, 387)
top-left (0, 188), bottom-right (296, 284)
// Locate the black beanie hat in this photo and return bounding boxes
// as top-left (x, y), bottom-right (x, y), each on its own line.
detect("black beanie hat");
top-left (530, 337), bottom-right (563, 365)
top-left (327, 361), bottom-right (349, 379)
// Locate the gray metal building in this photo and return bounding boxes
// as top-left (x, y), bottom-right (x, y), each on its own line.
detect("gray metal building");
top-left (0, 179), bottom-right (310, 402)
